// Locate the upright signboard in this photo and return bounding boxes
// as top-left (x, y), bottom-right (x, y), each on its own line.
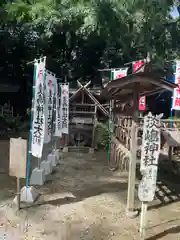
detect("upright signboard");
top-left (9, 138), bottom-right (27, 178)
top-left (140, 112), bottom-right (161, 173)
top-left (138, 112), bottom-right (161, 239)
top-left (9, 137), bottom-right (28, 210)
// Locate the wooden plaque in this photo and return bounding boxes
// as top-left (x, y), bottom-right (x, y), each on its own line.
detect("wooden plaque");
top-left (138, 165), bottom-right (158, 202)
top-left (9, 138), bottom-right (27, 178)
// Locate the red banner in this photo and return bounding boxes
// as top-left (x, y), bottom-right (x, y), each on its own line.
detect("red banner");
top-left (139, 96), bottom-right (146, 111)
top-left (133, 61), bottom-right (144, 72)
top-left (172, 61), bottom-right (180, 110)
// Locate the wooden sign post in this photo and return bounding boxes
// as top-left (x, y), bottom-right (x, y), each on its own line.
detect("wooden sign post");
top-left (9, 137), bottom-right (27, 211)
top-left (138, 112), bottom-right (162, 239)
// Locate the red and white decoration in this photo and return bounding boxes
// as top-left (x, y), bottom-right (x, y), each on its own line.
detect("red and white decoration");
top-left (172, 60), bottom-right (180, 110)
top-left (113, 68), bottom-right (128, 80)
top-left (31, 58), bottom-right (46, 158)
top-left (133, 61), bottom-right (144, 72)
top-left (139, 96), bottom-right (146, 111)
top-left (133, 61), bottom-right (146, 111)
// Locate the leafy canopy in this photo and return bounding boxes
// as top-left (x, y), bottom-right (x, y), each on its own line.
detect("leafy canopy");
top-left (1, 0), bottom-right (180, 82)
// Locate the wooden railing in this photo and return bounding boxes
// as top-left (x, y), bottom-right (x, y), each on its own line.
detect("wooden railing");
top-left (110, 116), bottom-right (180, 171)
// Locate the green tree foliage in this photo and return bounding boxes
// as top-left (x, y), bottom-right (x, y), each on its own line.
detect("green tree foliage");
top-left (1, 0), bottom-right (180, 89)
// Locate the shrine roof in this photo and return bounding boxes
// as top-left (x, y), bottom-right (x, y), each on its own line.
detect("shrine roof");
top-left (69, 81), bottom-right (109, 116)
top-left (100, 71), bottom-right (177, 101)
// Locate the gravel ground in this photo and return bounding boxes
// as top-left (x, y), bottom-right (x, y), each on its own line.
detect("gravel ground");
top-left (0, 147), bottom-right (180, 239)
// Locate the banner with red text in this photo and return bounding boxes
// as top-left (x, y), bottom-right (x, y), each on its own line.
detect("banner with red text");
top-left (133, 61), bottom-right (146, 111)
top-left (44, 71), bottom-right (54, 143)
top-left (139, 96), bottom-right (146, 111)
top-left (112, 68), bottom-right (128, 80)
top-left (31, 58), bottom-right (46, 158)
top-left (54, 79), bottom-right (62, 137)
top-left (172, 60), bottom-right (180, 110)
top-left (60, 84), bottom-right (69, 134)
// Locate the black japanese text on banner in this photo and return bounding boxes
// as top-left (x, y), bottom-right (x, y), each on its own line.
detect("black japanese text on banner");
top-left (60, 84), bottom-right (69, 134)
top-left (31, 59), bottom-right (46, 158)
top-left (54, 78), bottom-right (62, 137)
top-left (140, 112), bottom-right (161, 172)
top-left (138, 165), bottom-right (158, 202)
top-left (44, 71), bottom-right (54, 143)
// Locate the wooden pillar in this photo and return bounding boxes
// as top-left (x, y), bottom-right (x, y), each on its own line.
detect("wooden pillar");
top-left (82, 91), bottom-right (84, 104)
top-left (168, 146), bottom-right (173, 169)
top-left (92, 105), bottom-right (97, 149)
top-left (65, 134), bottom-right (68, 146)
top-left (108, 99), bottom-right (113, 163)
top-left (126, 88), bottom-right (139, 217)
top-left (112, 100), bottom-right (114, 121)
top-left (62, 134), bottom-right (68, 152)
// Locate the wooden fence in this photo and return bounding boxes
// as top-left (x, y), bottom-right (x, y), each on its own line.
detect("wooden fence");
top-left (110, 116), bottom-right (180, 171)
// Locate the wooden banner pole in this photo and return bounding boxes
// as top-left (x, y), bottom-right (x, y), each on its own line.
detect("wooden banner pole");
top-left (140, 201), bottom-right (148, 239)
top-left (16, 177), bottom-right (21, 211)
top-left (126, 88), bottom-right (139, 217)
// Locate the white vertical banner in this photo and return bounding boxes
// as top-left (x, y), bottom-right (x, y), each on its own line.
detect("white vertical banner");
top-left (54, 79), bottom-right (62, 137)
top-left (140, 112), bottom-right (161, 172)
top-left (113, 68), bottom-right (128, 80)
top-left (44, 71), bottom-right (54, 143)
top-left (172, 60), bottom-right (180, 110)
top-left (31, 58), bottom-right (46, 158)
top-left (60, 84), bottom-right (69, 134)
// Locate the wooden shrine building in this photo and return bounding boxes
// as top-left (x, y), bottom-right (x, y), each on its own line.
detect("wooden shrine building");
top-left (68, 80), bottom-right (108, 151)
top-left (100, 64), bottom-right (177, 215)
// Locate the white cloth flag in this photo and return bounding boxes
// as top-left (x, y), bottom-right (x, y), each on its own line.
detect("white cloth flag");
top-left (44, 71), bottom-right (54, 143)
top-left (54, 78), bottom-right (62, 137)
top-left (31, 58), bottom-right (46, 158)
top-left (113, 68), bottom-right (128, 80)
top-left (60, 84), bottom-right (69, 134)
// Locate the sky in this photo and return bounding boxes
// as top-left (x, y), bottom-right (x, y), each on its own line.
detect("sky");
top-left (171, 6), bottom-right (179, 18)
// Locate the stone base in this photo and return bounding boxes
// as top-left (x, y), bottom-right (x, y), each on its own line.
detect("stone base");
top-left (89, 148), bottom-right (94, 154)
top-left (30, 168), bottom-right (45, 185)
top-left (59, 151), bottom-right (63, 157)
top-left (53, 149), bottom-right (60, 159)
top-left (48, 152), bottom-right (57, 168)
top-left (62, 146), bottom-right (68, 153)
top-left (13, 186), bottom-right (40, 204)
top-left (40, 160), bottom-right (52, 175)
top-left (58, 151), bottom-right (63, 162)
top-left (126, 209), bottom-right (139, 218)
